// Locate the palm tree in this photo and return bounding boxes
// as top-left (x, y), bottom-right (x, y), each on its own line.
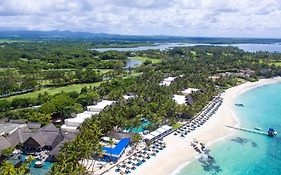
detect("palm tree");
top-left (0, 161), bottom-right (16, 175)
top-left (132, 134), bottom-right (142, 151)
top-left (108, 137), bottom-right (115, 163)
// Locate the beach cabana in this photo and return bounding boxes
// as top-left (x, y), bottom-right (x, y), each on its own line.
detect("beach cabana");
top-left (142, 134), bottom-right (155, 141)
top-left (155, 128), bottom-right (166, 137)
top-left (161, 125), bottom-right (172, 132)
top-left (150, 131), bottom-right (161, 140)
top-left (102, 138), bottom-right (130, 162)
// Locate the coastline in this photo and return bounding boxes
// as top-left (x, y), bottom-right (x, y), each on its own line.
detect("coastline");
top-left (128, 77), bottom-right (281, 175)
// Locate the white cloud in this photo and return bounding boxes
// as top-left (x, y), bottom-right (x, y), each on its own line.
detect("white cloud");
top-left (0, 0), bottom-right (280, 37)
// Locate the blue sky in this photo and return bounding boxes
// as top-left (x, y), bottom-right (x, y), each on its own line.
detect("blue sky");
top-left (0, 0), bottom-right (281, 38)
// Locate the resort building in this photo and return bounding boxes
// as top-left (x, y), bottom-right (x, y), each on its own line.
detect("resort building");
top-left (48, 132), bottom-right (76, 161)
top-left (159, 76), bottom-right (177, 86)
top-left (61, 100), bottom-right (115, 133)
top-left (173, 94), bottom-right (194, 106)
top-left (0, 122), bottom-right (40, 154)
top-left (86, 100), bottom-right (116, 112)
top-left (181, 88), bottom-right (200, 95)
top-left (173, 95), bottom-right (186, 105)
top-left (0, 122), bottom-right (72, 161)
top-left (0, 122), bottom-right (26, 136)
top-left (122, 95), bottom-right (136, 100)
top-left (23, 123), bottom-right (63, 151)
top-left (0, 136), bottom-right (12, 154)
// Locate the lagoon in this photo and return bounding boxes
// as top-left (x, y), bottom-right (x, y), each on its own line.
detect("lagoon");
top-left (94, 43), bottom-right (281, 53)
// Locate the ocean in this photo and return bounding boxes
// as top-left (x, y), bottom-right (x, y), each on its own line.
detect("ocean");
top-left (175, 82), bottom-right (281, 175)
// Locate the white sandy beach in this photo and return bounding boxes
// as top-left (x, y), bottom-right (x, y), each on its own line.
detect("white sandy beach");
top-left (105, 77), bottom-right (281, 175)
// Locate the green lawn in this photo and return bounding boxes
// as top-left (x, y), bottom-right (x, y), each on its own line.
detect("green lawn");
top-left (6, 82), bottom-right (103, 100)
top-left (6, 72), bottom-right (141, 100)
top-left (94, 69), bottom-right (112, 73)
top-left (129, 56), bottom-right (162, 64)
top-left (259, 59), bottom-right (281, 67)
top-left (268, 61), bottom-right (281, 66)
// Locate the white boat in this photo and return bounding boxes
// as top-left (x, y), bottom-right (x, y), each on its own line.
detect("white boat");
top-left (254, 127), bottom-right (262, 131)
top-left (34, 161), bottom-right (44, 168)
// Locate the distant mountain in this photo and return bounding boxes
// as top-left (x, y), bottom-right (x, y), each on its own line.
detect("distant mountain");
top-left (0, 30), bottom-right (281, 44)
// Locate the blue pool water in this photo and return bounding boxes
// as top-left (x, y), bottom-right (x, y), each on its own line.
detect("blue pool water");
top-left (176, 82), bottom-right (281, 175)
top-left (127, 121), bottom-right (150, 133)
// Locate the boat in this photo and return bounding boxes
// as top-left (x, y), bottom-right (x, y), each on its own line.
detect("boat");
top-left (254, 127), bottom-right (262, 131)
top-left (235, 103), bottom-right (244, 107)
top-left (268, 128), bottom-right (277, 137)
top-left (34, 161), bottom-right (44, 168)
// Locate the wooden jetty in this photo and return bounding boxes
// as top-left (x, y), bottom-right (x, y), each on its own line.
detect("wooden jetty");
top-left (226, 125), bottom-right (269, 136)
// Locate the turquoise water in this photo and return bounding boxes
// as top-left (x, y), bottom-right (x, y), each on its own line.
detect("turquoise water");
top-left (20, 155), bottom-right (53, 175)
top-left (176, 83), bottom-right (281, 175)
top-left (127, 121), bottom-right (150, 133)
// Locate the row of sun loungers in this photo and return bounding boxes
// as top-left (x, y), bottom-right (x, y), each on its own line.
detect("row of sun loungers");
top-left (174, 97), bottom-right (223, 137)
top-left (114, 140), bottom-right (166, 174)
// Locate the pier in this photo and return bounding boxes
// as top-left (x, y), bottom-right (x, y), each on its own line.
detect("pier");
top-left (226, 125), bottom-right (269, 136)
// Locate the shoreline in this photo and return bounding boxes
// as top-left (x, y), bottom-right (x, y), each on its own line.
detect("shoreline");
top-left (129, 77), bottom-right (281, 175)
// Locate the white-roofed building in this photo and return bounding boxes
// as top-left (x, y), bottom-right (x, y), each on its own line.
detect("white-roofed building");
top-left (155, 128), bottom-right (166, 134)
top-left (64, 111), bottom-right (98, 128)
top-left (87, 100), bottom-right (116, 112)
top-left (161, 125), bottom-right (172, 131)
top-left (142, 125), bottom-right (173, 142)
top-left (159, 76), bottom-right (177, 86)
top-left (173, 95), bottom-right (186, 105)
top-left (142, 134), bottom-right (154, 141)
top-left (61, 125), bottom-right (79, 133)
top-left (123, 95), bottom-right (136, 100)
top-left (150, 131), bottom-right (161, 137)
top-left (182, 88), bottom-right (200, 95)
top-left (62, 100), bottom-right (115, 133)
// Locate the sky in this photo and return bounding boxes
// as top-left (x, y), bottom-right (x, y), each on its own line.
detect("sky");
top-left (0, 0), bottom-right (281, 38)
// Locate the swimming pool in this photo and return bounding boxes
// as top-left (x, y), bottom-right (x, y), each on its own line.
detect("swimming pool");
top-left (20, 155), bottom-right (53, 175)
top-left (128, 121), bottom-right (150, 133)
